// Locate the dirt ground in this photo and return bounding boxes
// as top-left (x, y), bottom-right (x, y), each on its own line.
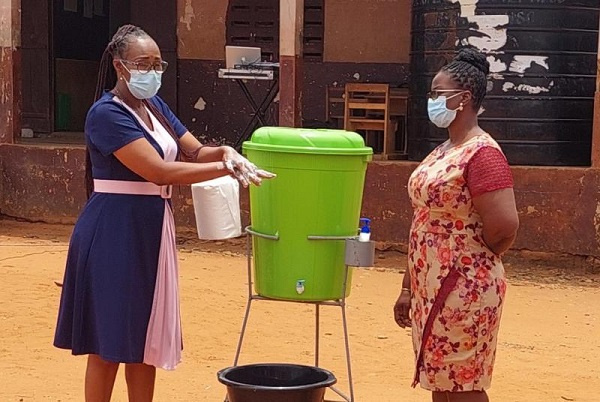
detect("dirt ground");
top-left (1, 218), bottom-right (599, 402)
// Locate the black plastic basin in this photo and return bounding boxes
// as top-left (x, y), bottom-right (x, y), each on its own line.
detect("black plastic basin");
top-left (218, 363), bottom-right (337, 402)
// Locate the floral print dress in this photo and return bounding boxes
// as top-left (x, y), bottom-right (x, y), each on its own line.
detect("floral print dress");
top-left (407, 133), bottom-right (509, 392)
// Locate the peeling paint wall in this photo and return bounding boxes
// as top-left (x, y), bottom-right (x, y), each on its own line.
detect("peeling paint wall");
top-left (177, 0), bottom-right (227, 60)
top-left (0, 0), bottom-right (13, 48)
top-left (0, 145), bottom-right (87, 224)
top-left (409, 1), bottom-right (599, 166)
top-left (594, 202), bottom-right (600, 248)
top-left (450, 0), bottom-right (551, 93)
top-left (2, 144), bottom-right (600, 257)
top-left (180, 0), bottom-right (196, 32)
top-left (0, 0), bottom-right (20, 144)
top-left (175, 0), bottom-right (412, 140)
top-left (0, 0), bottom-right (19, 49)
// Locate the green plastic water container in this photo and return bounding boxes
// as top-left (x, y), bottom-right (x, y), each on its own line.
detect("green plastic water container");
top-left (56, 92), bottom-right (71, 131)
top-left (243, 127), bottom-right (373, 301)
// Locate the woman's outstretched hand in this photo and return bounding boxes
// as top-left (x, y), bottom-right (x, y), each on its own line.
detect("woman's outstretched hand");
top-left (223, 147), bottom-right (276, 187)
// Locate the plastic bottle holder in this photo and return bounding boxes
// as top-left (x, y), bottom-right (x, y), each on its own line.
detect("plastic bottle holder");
top-left (344, 238), bottom-right (375, 267)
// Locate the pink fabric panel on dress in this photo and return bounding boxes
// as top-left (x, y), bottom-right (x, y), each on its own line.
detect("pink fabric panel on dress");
top-left (114, 96), bottom-right (182, 370)
top-left (143, 201), bottom-right (182, 370)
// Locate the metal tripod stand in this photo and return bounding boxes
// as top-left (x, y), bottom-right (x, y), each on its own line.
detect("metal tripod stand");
top-left (229, 226), bottom-right (362, 402)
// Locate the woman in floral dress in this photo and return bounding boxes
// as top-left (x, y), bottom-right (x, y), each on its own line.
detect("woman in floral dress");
top-left (393, 48), bottom-right (519, 402)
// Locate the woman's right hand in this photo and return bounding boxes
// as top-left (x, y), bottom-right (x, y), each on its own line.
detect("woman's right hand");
top-left (222, 147), bottom-right (276, 187)
top-left (393, 290), bottom-right (412, 328)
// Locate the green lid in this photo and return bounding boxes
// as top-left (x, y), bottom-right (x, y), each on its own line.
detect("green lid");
top-left (243, 127), bottom-right (373, 155)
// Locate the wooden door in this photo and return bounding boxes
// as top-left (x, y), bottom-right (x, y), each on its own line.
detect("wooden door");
top-left (21, 0), bottom-right (52, 133)
top-left (226, 1), bottom-right (325, 62)
top-left (226, 0), bottom-right (280, 61)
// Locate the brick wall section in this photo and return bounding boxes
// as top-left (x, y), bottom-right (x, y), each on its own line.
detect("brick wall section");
top-left (2, 144), bottom-right (599, 257)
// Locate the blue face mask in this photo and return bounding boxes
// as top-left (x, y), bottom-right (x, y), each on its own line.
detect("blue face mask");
top-left (427, 92), bottom-right (463, 129)
top-left (122, 62), bottom-right (162, 100)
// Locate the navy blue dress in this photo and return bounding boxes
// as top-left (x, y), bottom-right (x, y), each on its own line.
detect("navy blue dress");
top-left (54, 92), bottom-right (187, 364)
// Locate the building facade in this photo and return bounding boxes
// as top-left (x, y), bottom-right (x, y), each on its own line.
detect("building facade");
top-left (1, 0), bottom-right (599, 258)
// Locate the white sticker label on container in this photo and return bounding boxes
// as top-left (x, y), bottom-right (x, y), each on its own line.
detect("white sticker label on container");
top-left (296, 280), bottom-right (306, 295)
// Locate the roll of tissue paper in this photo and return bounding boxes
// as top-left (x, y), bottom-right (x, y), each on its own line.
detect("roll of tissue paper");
top-left (191, 175), bottom-right (242, 240)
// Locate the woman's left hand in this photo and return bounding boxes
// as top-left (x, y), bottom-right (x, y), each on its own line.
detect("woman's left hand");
top-left (393, 290), bottom-right (412, 328)
top-left (222, 146), bottom-right (276, 187)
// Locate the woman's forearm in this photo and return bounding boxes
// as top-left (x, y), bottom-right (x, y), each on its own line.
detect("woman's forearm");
top-left (485, 232), bottom-right (517, 255)
top-left (402, 269), bottom-right (411, 291)
top-left (155, 160), bottom-right (230, 185)
top-left (196, 145), bottom-right (228, 163)
top-left (483, 221), bottom-right (518, 255)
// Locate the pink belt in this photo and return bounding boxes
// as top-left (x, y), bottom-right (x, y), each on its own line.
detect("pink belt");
top-left (93, 179), bottom-right (172, 199)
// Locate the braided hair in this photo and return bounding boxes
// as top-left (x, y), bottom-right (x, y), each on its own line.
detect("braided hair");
top-left (85, 24), bottom-right (199, 198)
top-left (440, 48), bottom-right (490, 109)
top-left (93, 25), bottom-right (148, 101)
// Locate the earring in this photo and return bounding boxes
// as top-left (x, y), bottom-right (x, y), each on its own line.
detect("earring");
top-left (119, 76), bottom-right (124, 81)
top-left (458, 102), bottom-right (464, 111)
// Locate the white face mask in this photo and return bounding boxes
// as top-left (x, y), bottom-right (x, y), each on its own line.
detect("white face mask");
top-left (427, 92), bottom-right (464, 129)
top-left (122, 62), bottom-right (162, 100)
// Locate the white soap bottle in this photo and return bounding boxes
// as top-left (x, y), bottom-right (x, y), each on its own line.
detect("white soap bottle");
top-left (358, 218), bottom-right (371, 242)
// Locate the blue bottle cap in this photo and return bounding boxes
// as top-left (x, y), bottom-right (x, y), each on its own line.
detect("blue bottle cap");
top-left (359, 218), bottom-right (371, 233)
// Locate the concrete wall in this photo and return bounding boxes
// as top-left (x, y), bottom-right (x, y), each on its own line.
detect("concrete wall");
top-left (174, 0), bottom-right (412, 142)
top-left (2, 1), bottom-right (599, 260)
top-left (0, 0), bottom-right (20, 143)
top-left (2, 144), bottom-right (599, 258)
top-left (177, 61), bottom-right (410, 143)
top-left (323, 0), bottom-right (411, 64)
top-left (175, 0), bottom-right (412, 62)
top-left (0, 144), bottom-right (87, 224)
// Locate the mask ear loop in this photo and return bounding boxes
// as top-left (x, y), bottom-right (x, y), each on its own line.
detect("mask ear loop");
top-left (119, 60), bottom-right (134, 79)
top-left (448, 91), bottom-right (471, 112)
top-left (115, 60), bottom-right (129, 82)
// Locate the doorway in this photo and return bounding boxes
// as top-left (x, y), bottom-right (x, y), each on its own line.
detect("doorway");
top-left (20, 0), bottom-right (176, 142)
top-left (53, 0), bottom-right (112, 136)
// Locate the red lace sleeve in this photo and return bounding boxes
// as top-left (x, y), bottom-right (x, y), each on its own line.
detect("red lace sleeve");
top-left (465, 146), bottom-right (513, 198)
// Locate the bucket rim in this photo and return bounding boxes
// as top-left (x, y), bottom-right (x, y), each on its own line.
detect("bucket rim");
top-left (243, 141), bottom-right (373, 156)
top-left (217, 363), bottom-right (337, 391)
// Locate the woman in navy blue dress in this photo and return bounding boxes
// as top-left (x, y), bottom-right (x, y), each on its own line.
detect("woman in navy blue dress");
top-left (54, 25), bottom-right (273, 402)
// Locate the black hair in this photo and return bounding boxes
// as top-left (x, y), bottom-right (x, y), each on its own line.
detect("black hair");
top-left (440, 47), bottom-right (490, 109)
top-left (85, 24), bottom-right (199, 198)
top-left (93, 25), bottom-right (150, 101)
